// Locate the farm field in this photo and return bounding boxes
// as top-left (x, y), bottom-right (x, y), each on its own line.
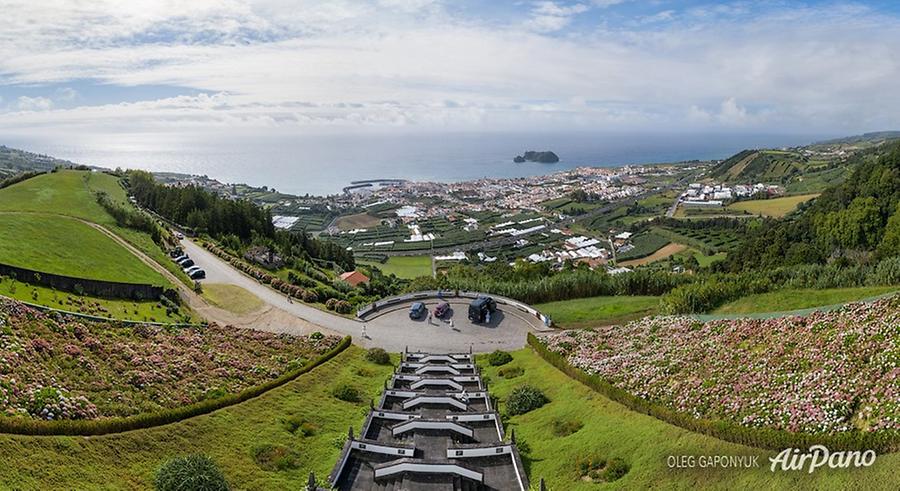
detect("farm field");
top-left (0, 278), bottom-right (188, 323)
top-left (334, 212), bottom-right (381, 231)
top-left (483, 348), bottom-right (899, 490)
top-left (620, 243), bottom-right (687, 267)
top-left (0, 346), bottom-right (394, 489)
top-left (677, 248), bottom-right (727, 268)
top-left (359, 255), bottom-right (432, 279)
top-left (535, 295), bottom-right (660, 327)
top-left (654, 226), bottom-right (740, 253)
top-left (712, 286), bottom-right (900, 314)
top-left (616, 231), bottom-right (670, 261)
top-left (0, 213), bottom-right (166, 285)
top-left (727, 194), bottom-right (820, 217)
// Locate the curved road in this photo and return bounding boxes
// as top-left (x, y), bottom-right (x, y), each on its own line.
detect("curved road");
top-left (179, 239), bottom-right (540, 352)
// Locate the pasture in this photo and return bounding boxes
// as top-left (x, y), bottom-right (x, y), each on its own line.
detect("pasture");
top-left (712, 286), bottom-right (899, 315)
top-left (360, 255), bottom-right (432, 278)
top-left (0, 213), bottom-right (166, 285)
top-left (727, 193), bottom-right (819, 217)
top-left (535, 295), bottom-right (660, 327)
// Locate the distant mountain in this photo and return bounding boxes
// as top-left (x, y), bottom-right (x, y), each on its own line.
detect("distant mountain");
top-left (814, 131), bottom-right (900, 146)
top-left (0, 145), bottom-right (78, 179)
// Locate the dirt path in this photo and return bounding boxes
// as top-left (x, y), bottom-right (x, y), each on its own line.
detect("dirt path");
top-left (620, 243), bottom-right (688, 267)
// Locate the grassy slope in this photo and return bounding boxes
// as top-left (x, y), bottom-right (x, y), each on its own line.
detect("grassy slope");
top-left (535, 296), bottom-right (660, 327)
top-left (713, 286), bottom-right (900, 314)
top-left (727, 194), bottom-right (819, 217)
top-left (0, 213), bottom-right (166, 285)
top-left (0, 278), bottom-right (188, 323)
top-left (0, 170), bottom-right (191, 287)
top-left (202, 283), bottom-right (265, 315)
top-left (334, 212), bottom-right (382, 231)
top-left (359, 255), bottom-right (432, 279)
top-left (0, 346), bottom-right (393, 490)
top-left (483, 348), bottom-right (898, 490)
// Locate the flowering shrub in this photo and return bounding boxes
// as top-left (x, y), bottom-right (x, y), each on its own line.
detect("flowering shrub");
top-left (542, 295), bottom-right (900, 435)
top-left (0, 298), bottom-right (340, 420)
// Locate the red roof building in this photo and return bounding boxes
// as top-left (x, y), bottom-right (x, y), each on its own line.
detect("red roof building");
top-left (339, 270), bottom-right (370, 287)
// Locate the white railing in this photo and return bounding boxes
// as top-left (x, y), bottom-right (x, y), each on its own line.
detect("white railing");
top-left (402, 396), bottom-right (467, 411)
top-left (351, 440), bottom-right (415, 457)
top-left (391, 420), bottom-right (474, 438)
top-left (410, 379), bottom-right (464, 390)
top-left (447, 444), bottom-right (513, 458)
top-left (374, 462), bottom-right (483, 482)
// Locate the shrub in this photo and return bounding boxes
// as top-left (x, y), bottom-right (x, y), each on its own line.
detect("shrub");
top-left (551, 418), bottom-right (583, 437)
top-left (325, 298), bottom-right (338, 311)
top-left (602, 457), bottom-right (629, 482)
top-left (334, 300), bottom-right (353, 314)
top-left (251, 444), bottom-right (300, 471)
top-left (505, 384), bottom-right (548, 415)
top-left (498, 366), bottom-right (523, 379)
top-left (301, 290), bottom-right (319, 303)
top-left (365, 348), bottom-right (391, 365)
top-left (154, 454), bottom-right (228, 491)
top-left (332, 383), bottom-right (361, 402)
top-left (487, 350), bottom-right (513, 366)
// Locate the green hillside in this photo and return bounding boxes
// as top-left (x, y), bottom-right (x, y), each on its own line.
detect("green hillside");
top-left (0, 213), bottom-right (165, 285)
top-left (707, 148), bottom-right (857, 192)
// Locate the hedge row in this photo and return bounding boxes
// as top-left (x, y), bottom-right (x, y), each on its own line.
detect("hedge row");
top-left (527, 333), bottom-right (899, 453)
top-left (0, 336), bottom-right (351, 436)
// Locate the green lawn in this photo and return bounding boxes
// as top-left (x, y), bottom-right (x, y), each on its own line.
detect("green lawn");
top-left (482, 348), bottom-right (899, 490)
top-left (359, 255), bottom-right (432, 279)
top-left (0, 170), bottom-right (191, 287)
top-left (535, 296), bottom-right (660, 327)
top-left (0, 346), bottom-right (394, 490)
top-left (713, 286), bottom-right (900, 315)
top-left (202, 283), bottom-right (265, 315)
top-left (727, 194), bottom-right (819, 217)
top-left (0, 213), bottom-right (166, 285)
top-left (0, 278), bottom-right (192, 323)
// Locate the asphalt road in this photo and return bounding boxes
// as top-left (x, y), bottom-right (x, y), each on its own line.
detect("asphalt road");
top-left (179, 239), bottom-right (539, 352)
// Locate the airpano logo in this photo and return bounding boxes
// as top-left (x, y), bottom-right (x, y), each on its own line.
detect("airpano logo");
top-left (769, 446), bottom-right (877, 473)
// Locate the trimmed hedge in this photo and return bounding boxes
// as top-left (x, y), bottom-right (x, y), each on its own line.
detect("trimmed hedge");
top-left (0, 336), bottom-right (351, 436)
top-left (527, 333), bottom-right (899, 453)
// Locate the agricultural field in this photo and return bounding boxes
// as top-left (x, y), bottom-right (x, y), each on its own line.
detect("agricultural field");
top-left (333, 212), bottom-right (382, 231)
top-left (654, 226), bottom-right (741, 254)
top-left (712, 286), bottom-right (900, 315)
top-left (0, 346), bottom-right (394, 489)
top-left (0, 298), bottom-right (341, 419)
top-left (0, 213), bottom-right (166, 285)
top-left (674, 248), bottom-right (727, 268)
top-left (542, 295), bottom-right (900, 434)
top-left (616, 231), bottom-right (671, 261)
top-left (620, 243), bottom-right (685, 267)
top-left (483, 348), bottom-right (899, 490)
top-left (201, 283), bottom-right (265, 315)
top-left (535, 295), bottom-right (660, 327)
top-left (359, 255), bottom-right (432, 279)
top-left (727, 194), bottom-right (820, 217)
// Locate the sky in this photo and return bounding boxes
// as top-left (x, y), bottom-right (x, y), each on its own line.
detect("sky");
top-left (1, 0), bottom-right (899, 140)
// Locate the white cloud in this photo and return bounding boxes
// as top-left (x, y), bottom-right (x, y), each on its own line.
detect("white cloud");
top-left (525, 2), bottom-right (590, 33)
top-left (16, 96), bottom-right (53, 111)
top-left (56, 87), bottom-right (78, 101)
top-left (0, 1), bottom-right (898, 135)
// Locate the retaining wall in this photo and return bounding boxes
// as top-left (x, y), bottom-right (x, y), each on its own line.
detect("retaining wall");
top-left (0, 261), bottom-right (175, 302)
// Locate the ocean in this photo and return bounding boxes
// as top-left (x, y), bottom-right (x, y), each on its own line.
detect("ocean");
top-left (2, 132), bottom-right (827, 196)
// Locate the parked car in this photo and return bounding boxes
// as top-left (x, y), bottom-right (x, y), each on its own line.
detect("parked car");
top-left (177, 258), bottom-right (194, 268)
top-left (184, 265), bottom-right (202, 274)
top-left (169, 248), bottom-right (183, 258)
top-left (188, 269), bottom-right (206, 280)
top-left (434, 301), bottom-right (450, 318)
top-left (176, 232), bottom-right (185, 240)
top-left (409, 302), bottom-right (427, 320)
top-left (468, 296), bottom-right (496, 323)
top-left (172, 254), bottom-right (188, 263)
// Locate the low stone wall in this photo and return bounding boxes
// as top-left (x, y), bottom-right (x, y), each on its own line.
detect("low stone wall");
top-left (0, 261), bottom-right (174, 302)
top-left (357, 290), bottom-right (552, 327)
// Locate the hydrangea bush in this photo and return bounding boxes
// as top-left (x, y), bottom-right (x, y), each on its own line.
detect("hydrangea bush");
top-left (0, 298), bottom-right (340, 420)
top-left (542, 295), bottom-right (900, 435)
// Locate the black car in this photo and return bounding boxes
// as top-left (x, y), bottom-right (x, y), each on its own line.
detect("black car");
top-left (188, 269), bottom-right (206, 280)
top-left (409, 302), bottom-right (427, 319)
top-left (468, 296), bottom-right (496, 323)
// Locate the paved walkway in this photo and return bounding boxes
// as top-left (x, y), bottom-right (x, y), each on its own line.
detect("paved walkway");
top-left (179, 239), bottom-right (539, 352)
